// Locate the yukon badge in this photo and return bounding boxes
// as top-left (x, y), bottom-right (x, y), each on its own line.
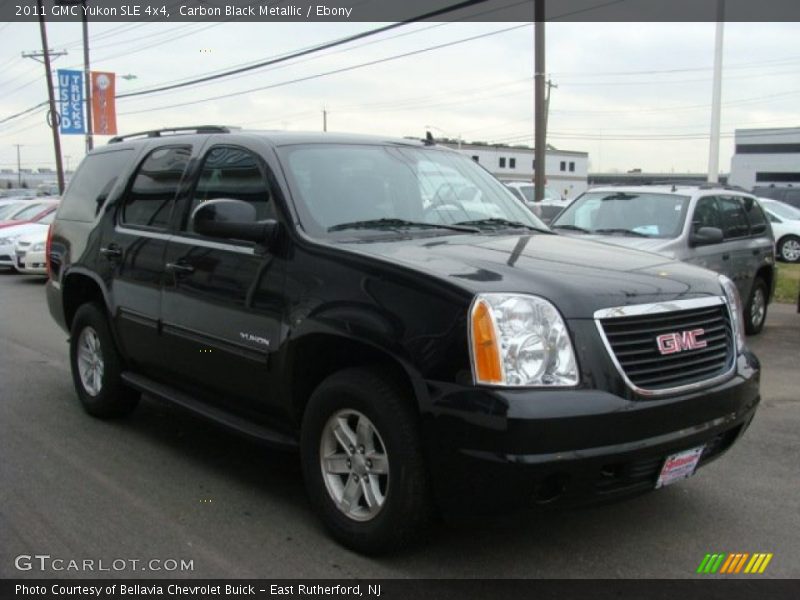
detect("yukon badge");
top-left (656, 329), bottom-right (707, 355)
top-left (240, 332), bottom-right (270, 347)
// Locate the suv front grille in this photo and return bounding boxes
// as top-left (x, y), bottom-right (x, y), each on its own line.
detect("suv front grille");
top-left (597, 299), bottom-right (735, 395)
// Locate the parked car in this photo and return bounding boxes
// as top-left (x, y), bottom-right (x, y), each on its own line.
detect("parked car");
top-left (47, 127), bottom-right (760, 554)
top-left (0, 199), bottom-right (59, 229)
top-left (13, 219), bottom-right (53, 275)
top-left (757, 197), bottom-right (800, 263)
top-left (0, 200), bottom-right (28, 220)
top-left (551, 185), bottom-right (775, 334)
top-left (0, 188), bottom-right (37, 200)
top-left (504, 181), bottom-right (568, 224)
top-left (753, 185), bottom-right (800, 211)
top-left (0, 215), bottom-right (52, 269)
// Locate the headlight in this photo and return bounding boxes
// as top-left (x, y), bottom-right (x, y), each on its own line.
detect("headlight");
top-left (469, 293), bottom-right (579, 386)
top-left (0, 235), bottom-right (20, 245)
top-left (718, 275), bottom-right (745, 352)
top-left (30, 242), bottom-right (45, 252)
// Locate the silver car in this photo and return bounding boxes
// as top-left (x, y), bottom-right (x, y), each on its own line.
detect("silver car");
top-left (551, 185), bottom-right (776, 334)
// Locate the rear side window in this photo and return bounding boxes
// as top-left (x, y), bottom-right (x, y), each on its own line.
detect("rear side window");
top-left (742, 198), bottom-right (767, 236)
top-left (58, 149), bottom-right (133, 222)
top-left (718, 196), bottom-right (750, 239)
top-left (122, 146), bottom-right (191, 230)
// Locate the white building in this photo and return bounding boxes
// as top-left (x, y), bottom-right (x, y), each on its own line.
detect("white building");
top-left (440, 142), bottom-right (589, 200)
top-left (729, 127), bottom-right (800, 190)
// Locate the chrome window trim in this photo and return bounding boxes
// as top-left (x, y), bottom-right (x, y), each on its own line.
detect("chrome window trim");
top-left (115, 226), bottom-right (255, 255)
top-left (594, 296), bottom-right (737, 398)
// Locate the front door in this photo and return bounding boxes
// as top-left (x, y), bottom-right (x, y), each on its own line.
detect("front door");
top-left (159, 144), bottom-right (285, 418)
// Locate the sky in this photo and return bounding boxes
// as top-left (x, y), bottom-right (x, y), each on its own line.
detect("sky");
top-left (0, 19), bottom-right (798, 176)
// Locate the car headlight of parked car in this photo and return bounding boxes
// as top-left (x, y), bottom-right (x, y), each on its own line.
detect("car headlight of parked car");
top-left (469, 293), bottom-right (579, 386)
top-left (0, 235), bottom-right (20, 246)
top-left (718, 274), bottom-right (746, 353)
top-left (29, 242), bottom-right (46, 252)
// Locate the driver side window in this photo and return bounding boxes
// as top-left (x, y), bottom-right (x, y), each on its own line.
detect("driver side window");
top-left (184, 146), bottom-right (274, 234)
top-left (692, 197), bottom-right (722, 233)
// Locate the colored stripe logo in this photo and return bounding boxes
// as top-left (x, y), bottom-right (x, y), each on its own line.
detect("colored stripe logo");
top-left (697, 553), bottom-right (773, 574)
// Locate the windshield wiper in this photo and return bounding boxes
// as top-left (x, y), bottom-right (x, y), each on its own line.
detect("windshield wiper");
top-left (592, 228), bottom-right (651, 238)
top-left (552, 224), bottom-right (590, 234)
top-left (454, 218), bottom-right (544, 232)
top-left (328, 218), bottom-right (479, 233)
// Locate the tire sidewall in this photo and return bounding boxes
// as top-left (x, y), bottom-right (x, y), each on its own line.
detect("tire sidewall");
top-left (300, 371), bottom-right (427, 553)
top-left (69, 303), bottom-right (132, 416)
top-left (779, 236), bottom-right (800, 263)
top-left (745, 279), bottom-right (768, 335)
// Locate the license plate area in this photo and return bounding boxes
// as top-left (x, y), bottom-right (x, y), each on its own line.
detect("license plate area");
top-left (656, 445), bottom-right (704, 489)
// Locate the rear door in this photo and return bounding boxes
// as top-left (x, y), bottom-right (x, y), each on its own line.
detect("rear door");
top-left (159, 143), bottom-right (285, 417)
top-left (717, 195), bottom-right (756, 298)
top-left (739, 195), bottom-right (775, 296)
top-left (103, 144), bottom-right (193, 375)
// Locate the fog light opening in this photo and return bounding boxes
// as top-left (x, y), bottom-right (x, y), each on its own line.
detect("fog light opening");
top-left (533, 473), bottom-right (568, 504)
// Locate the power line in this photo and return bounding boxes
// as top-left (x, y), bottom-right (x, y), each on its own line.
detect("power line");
top-left (116, 0), bottom-right (495, 100)
top-left (118, 24), bottom-right (531, 116)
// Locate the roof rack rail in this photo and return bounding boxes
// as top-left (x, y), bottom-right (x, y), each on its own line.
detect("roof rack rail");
top-left (697, 182), bottom-right (748, 192)
top-left (108, 125), bottom-right (236, 144)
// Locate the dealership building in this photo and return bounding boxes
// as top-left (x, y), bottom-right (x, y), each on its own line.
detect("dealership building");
top-left (728, 126), bottom-right (800, 191)
top-left (440, 141), bottom-right (589, 200)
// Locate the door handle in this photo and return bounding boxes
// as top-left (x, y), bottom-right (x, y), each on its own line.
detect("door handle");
top-left (722, 253), bottom-right (730, 260)
top-left (165, 262), bottom-right (195, 275)
top-left (752, 249), bottom-right (761, 256)
top-left (99, 245), bottom-right (122, 260)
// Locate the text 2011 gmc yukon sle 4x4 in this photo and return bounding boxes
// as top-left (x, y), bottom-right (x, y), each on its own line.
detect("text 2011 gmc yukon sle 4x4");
top-left (46, 127), bottom-right (761, 554)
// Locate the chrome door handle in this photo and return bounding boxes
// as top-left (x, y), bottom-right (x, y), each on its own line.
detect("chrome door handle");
top-left (99, 245), bottom-right (122, 259)
top-left (165, 262), bottom-right (195, 275)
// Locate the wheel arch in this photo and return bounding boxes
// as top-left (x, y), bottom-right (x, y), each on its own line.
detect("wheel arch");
top-left (282, 333), bottom-right (428, 427)
top-left (62, 268), bottom-right (111, 331)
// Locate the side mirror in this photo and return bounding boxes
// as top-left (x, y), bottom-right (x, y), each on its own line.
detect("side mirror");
top-left (690, 226), bottom-right (724, 246)
top-left (192, 198), bottom-right (278, 248)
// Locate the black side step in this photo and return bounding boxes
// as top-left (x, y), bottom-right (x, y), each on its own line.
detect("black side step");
top-left (121, 372), bottom-right (298, 450)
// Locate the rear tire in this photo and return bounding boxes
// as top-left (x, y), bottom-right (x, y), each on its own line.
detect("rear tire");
top-left (744, 278), bottom-right (768, 335)
top-left (300, 367), bottom-right (432, 555)
top-left (69, 303), bottom-right (139, 418)
top-left (778, 235), bottom-right (800, 263)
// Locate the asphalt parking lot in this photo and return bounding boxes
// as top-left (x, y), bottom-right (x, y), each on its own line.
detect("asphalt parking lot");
top-left (0, 271), bottom-right (798, 579)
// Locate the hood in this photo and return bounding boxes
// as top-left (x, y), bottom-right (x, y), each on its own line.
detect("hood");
top-left (0, 222), bottom-right (48, 240)
top-left (338, 232), bottom-right (723, 318)
top-left (566, 233), bottom-right (679, 258)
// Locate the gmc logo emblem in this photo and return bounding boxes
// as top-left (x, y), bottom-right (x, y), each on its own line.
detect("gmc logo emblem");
top-left (656, 328), bottom-right (708, 355)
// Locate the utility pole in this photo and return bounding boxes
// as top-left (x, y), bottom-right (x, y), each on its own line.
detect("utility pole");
top-left (81, 0), bottom-right (93, 152)
top-left (708, 0), bottom-right (725, 183)
top-left (25, 1), bottom-right (66, 194)
top-left (14, 144), bottom-right (23, 187)
top-left (533, 0), bottom-right (546, 202)
top-left (322, 108), bottom-right (327, 132)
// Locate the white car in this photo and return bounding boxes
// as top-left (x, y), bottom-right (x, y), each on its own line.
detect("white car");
top-left (14, 228), bottom-right (49, 275)
top-left (758, 197), bottom-right (800, 263)
top-left (0, 217), bottom-right (52, 269)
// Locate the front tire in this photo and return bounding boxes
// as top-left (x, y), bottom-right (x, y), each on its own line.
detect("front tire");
top-left (69, 303), bottom-right (139, 418)
top-left (300, 368), bottom-right (432, 554)
top-left (744, 278), bottom-right (768, 335)
top-left (778, 235), bottom-right (800, 263)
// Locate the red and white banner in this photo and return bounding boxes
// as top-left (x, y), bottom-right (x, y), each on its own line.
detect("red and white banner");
top-left (91, 71), bottom-right (117, 135)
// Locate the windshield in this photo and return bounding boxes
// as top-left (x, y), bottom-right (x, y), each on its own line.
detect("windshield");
top-left (762, 199), bottom-right (800, 220)
top-left (0, 202), bottom-right (24, 219)
top-left (10, 203), bottom-right (49, 221)
top-left (278, 144), bottom-right (546, 238)
top-left (552, 191), bottom-right (690, 238)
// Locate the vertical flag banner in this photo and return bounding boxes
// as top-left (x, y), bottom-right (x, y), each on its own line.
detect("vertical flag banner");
top-left (91, 71), bottom-right (117, 135)
top-left (57, 69), bottom-right (85, 134)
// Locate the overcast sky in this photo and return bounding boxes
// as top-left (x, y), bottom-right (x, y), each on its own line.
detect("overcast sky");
top-left (0, 20), bottom-right (798, 175)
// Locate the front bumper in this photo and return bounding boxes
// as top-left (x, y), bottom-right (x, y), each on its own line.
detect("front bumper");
top-left (422, 351), bottom-right (760, 511)
top-left (15, 248), bottom-right (47, 275)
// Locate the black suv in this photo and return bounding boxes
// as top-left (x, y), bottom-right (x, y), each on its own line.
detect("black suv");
top-left (47, 127), bottom-right (760, 554)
